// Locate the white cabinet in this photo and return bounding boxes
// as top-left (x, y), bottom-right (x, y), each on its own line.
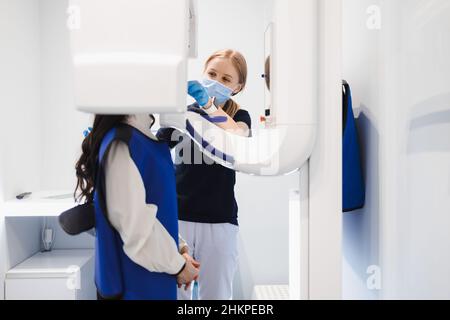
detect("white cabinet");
top-left (5, 250), bottom-right (96, 300)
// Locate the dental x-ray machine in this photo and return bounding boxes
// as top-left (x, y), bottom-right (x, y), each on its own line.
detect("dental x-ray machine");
top-left (68, 0), bottom-right (342, 300)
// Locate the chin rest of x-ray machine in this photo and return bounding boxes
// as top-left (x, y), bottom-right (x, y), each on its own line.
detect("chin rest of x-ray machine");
top-left (69, 0), bottom-right (318, 176)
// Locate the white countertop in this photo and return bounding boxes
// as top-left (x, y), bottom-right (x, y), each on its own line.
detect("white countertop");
top-left (2, 190), bottom-right (77, 217)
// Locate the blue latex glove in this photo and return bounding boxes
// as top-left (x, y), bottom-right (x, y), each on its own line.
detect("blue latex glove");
top-left (188, 80), bottom-right (210, 107)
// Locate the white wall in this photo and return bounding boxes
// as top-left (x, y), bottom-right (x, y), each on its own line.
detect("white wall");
top-left (40, 0), bottom-right (91, 191)
top-left (0, 0), bottom-right (91, 197)
top-left (379, 0), bottom-right (450, 299)
top-left (0, 0), bottom-right (93, 300)
top-left (190, 0), bottom-right (296, 299)
top-left (343, 0), bottom-right (450, 299)
top-left (38, 0), bottom-right (93, 251)
top-left (0, 0), bottom-right (43, 300)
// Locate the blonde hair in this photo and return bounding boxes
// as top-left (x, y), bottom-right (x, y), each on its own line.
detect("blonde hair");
top-left (204, 49), bottom-right (248, 118)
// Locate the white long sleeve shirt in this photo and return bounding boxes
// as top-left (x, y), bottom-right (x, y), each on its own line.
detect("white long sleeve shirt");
top-left (104, 114), bottom-right (187, 275)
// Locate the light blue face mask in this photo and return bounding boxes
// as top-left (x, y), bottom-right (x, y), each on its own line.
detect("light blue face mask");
top-left (201, 79), bottom-right (234, 105)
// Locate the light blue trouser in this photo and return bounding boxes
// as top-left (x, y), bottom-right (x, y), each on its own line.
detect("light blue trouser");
top-left (177, 221), bottom-right (239, 300)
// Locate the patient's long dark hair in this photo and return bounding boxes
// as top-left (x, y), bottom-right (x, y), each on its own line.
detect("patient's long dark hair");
top-left (74, 115), bottom-right (127, 203)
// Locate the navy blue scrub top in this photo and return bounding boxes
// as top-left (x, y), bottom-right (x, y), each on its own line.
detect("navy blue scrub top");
top-left (158, 105), bottom-right (252, 226)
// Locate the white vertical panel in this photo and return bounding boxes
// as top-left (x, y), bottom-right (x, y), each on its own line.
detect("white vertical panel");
top-left (289, 164), bottom-right (310, 300)
top-left (308, 0), bottom-right (343, 300)
top-left (342, 0), bottom-right (382, 300)
top-left (272, 0), bottom-right (318, 126)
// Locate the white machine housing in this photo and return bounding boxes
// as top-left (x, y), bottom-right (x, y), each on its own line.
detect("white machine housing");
top-left (69, 0), bottom-right (192, 114)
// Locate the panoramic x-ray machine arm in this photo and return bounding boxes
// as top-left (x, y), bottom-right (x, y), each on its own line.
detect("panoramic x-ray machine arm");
top-left (69, 0), bottom-right (317, 176)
